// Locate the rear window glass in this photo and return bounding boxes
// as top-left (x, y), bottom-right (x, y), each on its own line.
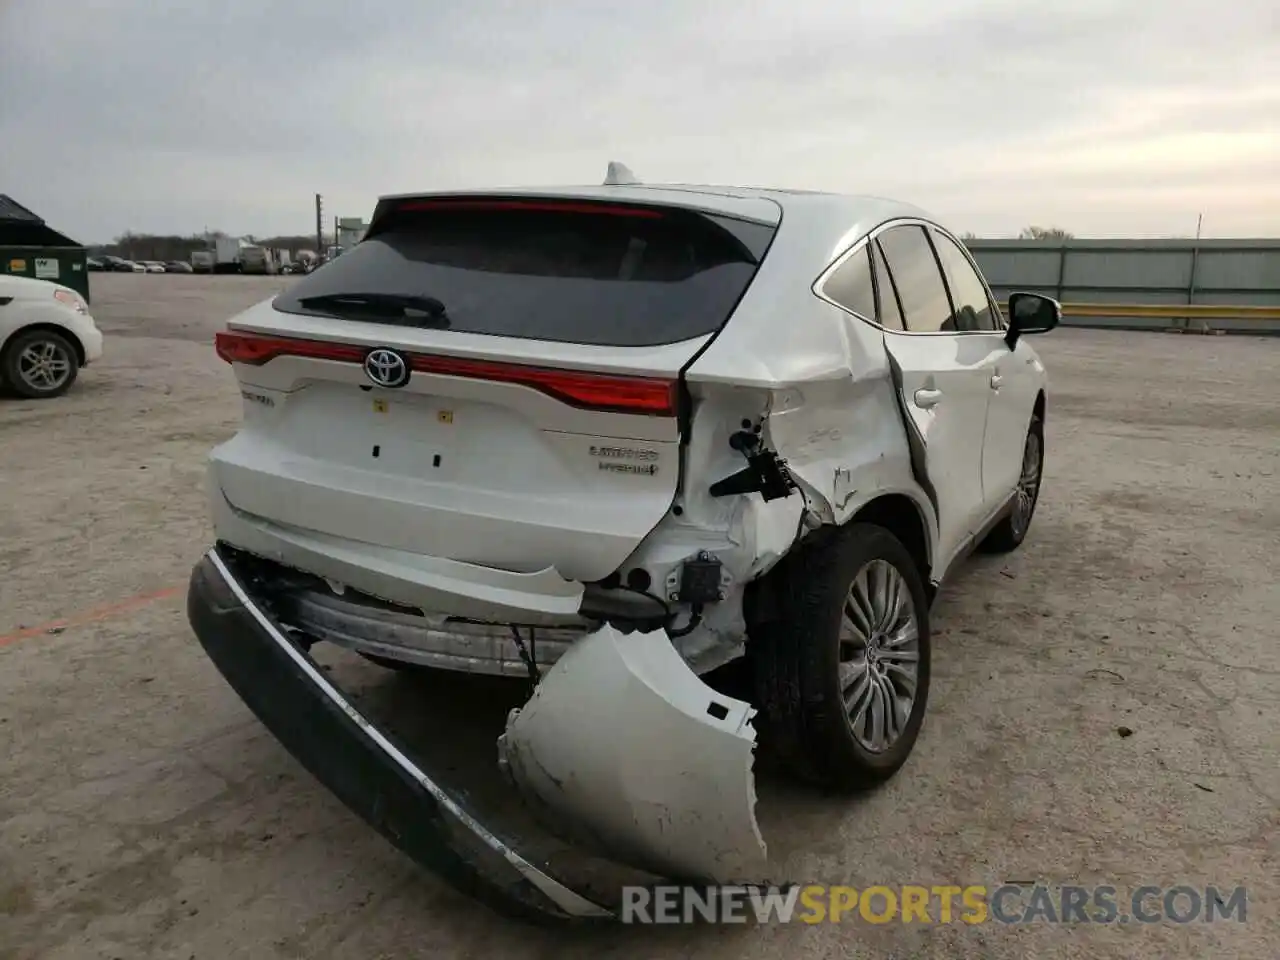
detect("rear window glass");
top-left (273, 202), bottom-right (777, 348)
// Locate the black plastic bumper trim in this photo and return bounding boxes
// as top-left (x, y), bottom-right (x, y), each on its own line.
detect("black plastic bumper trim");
top-left (186, 545), bottom-right (613, 925)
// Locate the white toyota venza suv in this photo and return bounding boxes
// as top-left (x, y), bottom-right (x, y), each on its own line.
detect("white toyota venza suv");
top-left (187, 166), bottom-right (1057, 921)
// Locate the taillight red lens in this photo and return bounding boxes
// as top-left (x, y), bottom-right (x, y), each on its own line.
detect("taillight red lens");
top-left (213, 330), bottom-right (677, 416)
top-left (408, 353), bottom-right (678, 416)
top-left (215, 331), bottom-right (365, 366)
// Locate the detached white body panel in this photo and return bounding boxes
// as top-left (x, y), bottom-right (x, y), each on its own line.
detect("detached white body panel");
top-left (498, 624), bottom-right (767, 883)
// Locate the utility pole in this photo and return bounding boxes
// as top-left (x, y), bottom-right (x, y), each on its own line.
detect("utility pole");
top-left (1184, 212), bottom-right (1205, 332)
top-left (314, 194), bottom-right (324, 255)
top-left (1187, 212), bottom-right (1203, 305)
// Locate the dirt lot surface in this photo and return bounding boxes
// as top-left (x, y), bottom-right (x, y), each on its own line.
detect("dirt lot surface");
top-left (2, 274), bottom-right (1276, 959)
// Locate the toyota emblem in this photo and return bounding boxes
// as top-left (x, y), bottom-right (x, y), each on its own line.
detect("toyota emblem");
top-left (364, 348), bottom-right (410, 388)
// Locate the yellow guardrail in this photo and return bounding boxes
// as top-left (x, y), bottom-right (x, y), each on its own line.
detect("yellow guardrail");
top-left (1060, 303), bottom-right (1280, 321)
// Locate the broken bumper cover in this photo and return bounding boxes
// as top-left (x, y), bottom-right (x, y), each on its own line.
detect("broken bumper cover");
top-left (187, 545), bottom-right (771, 922)
top-left (498, 626), bottom-right (767, 883)
top-left (187, 547), bottom-right (611, 923)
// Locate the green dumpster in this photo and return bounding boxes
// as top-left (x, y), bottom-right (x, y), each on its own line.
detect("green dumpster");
top-left (0, 194), bottom-right (91, 303)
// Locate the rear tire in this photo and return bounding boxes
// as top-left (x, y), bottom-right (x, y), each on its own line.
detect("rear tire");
top-left (748, 522), bottom-right (932, 792)
top-left (978, 413), bottom-right (1044, 554)
top-left (2, 328), bottom-right (80, 399)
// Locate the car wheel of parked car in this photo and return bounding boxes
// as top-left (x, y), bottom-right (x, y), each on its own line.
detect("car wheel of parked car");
top-left (749, 522), bottom-right (931, 792)
top-left (2, 328), bottom-right (80, 399)
top-left (978, 413), bottom-right (1044, 554)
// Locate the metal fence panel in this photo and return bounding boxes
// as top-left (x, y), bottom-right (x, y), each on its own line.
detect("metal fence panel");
top-left (965, 239), bottom-right (1280, 335)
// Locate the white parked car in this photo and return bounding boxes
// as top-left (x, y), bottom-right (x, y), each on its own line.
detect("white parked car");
top-left (142, 261), bottom-right (166, 273)
top-left (0, 275), bottom-right (104, 398)
top-left (186, 167), bottom-right (1058, 920)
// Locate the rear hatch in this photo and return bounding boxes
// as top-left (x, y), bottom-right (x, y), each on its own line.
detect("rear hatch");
top-left (211, 193), bottom-right (779, 584)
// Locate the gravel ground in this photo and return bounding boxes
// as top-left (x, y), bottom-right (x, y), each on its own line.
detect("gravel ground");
top-left (1, 274), bottom-right (1276, 959)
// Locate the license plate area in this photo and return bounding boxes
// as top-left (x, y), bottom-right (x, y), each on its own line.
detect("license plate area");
top-left (364, 389), bottom-right (459, 479)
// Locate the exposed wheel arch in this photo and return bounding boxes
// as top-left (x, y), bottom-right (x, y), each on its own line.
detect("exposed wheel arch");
top-left (848, 494), bottom-right (932, 594)
top-left (745, 492), bottom-right (935, 627)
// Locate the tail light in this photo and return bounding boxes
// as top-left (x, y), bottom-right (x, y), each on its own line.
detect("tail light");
top-left (408, 353), bottom-right (677, 416)
top-left (215, 331), bottom-right (366, 366)
top-left (213, 330), bottom-right (677, 416)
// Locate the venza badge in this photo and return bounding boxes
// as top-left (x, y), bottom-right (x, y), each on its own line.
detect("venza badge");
top-left (364, 348), bottom-right (410, 388)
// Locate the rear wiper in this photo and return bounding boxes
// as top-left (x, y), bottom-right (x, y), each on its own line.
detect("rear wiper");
top-left (296, 292), bottom-right (450, 327)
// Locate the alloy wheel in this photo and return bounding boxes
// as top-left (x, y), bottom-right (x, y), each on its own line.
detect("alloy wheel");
top-left (1010, 430), bottom-right (1042, 538)
top-left (838, 559), bottom-right (921, 753)
top-left (17, 339), bottom-right (73, 393)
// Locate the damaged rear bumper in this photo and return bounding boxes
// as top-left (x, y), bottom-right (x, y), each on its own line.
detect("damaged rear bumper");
top-left (188, 547), bottom-right (611, 923)
top-left (186, 545), bottom-right (770, 922)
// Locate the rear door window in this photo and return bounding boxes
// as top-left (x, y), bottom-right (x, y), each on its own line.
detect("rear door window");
top-left (273, 200), bottom-right (777, 348)
top-left (875, 225), bottom-right (954, 334)
top-left (930, 229), bottom-right (1000, 332)
top-left (869, 240), bottom-right (905, 331)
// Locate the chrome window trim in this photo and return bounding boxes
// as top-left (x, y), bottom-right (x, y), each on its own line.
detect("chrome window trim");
top-left (812, 217), bottom-right (1007, 336)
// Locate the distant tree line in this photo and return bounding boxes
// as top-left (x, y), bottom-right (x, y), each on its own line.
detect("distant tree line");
top-left (90, 231), bottom-right (334, 263)
top-left (1017, 226), bottom-right (1074, 241)
top-left (961, 227), bottom-right (1075, 243)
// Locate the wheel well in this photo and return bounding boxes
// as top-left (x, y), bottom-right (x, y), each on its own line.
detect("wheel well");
top-left (3, 324), bottom-right (86, 367)
top-left (1034, 390), bottom-right (1046, 423)
top-left (851, 494), bottom-right (931, 588)
top-left (744, 493), bottom-right (935, 631)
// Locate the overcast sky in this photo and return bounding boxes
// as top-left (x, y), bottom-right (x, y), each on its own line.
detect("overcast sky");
top-left (2, 0), bottom-right (1276, 242)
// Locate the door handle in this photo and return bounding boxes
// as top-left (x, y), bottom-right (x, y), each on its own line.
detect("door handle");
top-left (990, 374), bottom-right (1004, 390)
top-left (913, 387), bottom-right (942, 409)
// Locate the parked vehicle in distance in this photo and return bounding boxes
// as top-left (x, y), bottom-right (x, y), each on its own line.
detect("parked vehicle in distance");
top-left (165, 261), bottom-right (194, 274)
top-left (191, 250), bottom-right (215, 273)
top-left (0, 274), bottom-right (104, 398)
top-left (86, 257), bottom-right (104, 271)
top-left (141, 261), bottom-right (166, 273)
top-left (214, 237), bottom-right (244, 274)
top-left (239, 244), bottom-right (277, 275)
top-left (109, 259), bottom-right (137, 272)
top-left (129, 261), bottom-right (146, 273)
top-left (187, 169), bottom-right (1060, 920)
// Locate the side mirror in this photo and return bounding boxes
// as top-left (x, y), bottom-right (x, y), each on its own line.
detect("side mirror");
top-left (1005, 292), bottom-right (1061, 348)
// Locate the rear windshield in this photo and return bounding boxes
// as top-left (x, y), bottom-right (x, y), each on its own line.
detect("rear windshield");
top-left (272, 201), bottom-right (777, 347)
